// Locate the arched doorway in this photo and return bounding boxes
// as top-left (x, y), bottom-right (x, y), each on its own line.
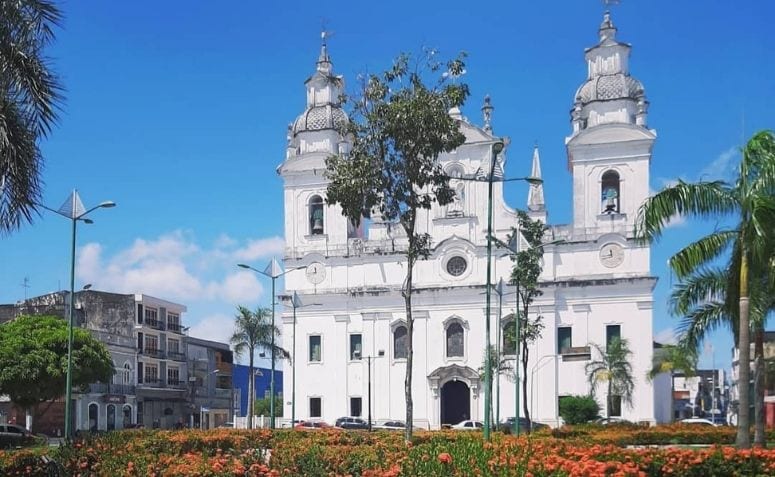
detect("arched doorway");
top-left (441, 380), bottom-right (470, 425)
top-left (88, 403), bottom-right (99, 432)
top-left (106, 404), bottom-right (116, 431)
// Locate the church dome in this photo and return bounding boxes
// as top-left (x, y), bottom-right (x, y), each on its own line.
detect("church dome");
top-left (575, 73), bottom-right (644, 104)
top-left (292, 105), bottom-right (348, 135)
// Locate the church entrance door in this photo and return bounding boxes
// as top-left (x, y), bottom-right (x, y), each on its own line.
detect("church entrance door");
top-left (440, 380), bottom-right (470, 425)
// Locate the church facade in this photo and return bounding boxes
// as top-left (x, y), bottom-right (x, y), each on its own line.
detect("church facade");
top-left (278, 12), bottom-right (659, 428)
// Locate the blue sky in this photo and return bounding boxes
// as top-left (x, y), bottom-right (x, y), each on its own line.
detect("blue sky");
top-left (0, 1), bottom-right (772, 370)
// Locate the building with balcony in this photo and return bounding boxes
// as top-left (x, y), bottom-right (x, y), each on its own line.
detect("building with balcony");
top-left (730, 331), bottom-right (775, 428)
top-left (134, 295), bottom-right (189, 429)
top-left (187, 337), bottom-right (234, 428)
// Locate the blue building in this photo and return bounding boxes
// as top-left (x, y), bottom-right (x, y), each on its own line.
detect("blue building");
top-left (232, 364), bottom-right (283, 417)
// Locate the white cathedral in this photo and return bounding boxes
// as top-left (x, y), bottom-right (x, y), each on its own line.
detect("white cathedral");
top-left (278, 12), bottom-right (666, 428)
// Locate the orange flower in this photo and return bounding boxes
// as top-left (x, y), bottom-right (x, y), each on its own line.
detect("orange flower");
top-left (438, 452), bottom-right (452, 464)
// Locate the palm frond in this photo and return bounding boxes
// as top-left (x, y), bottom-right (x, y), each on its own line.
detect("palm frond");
top-left (668, 267), bottom-right (728, 316)
top-left (634, 181), bottom-right (737, 243)
top-left (669, 230), bottom-right (738, 279)
top-left (677, 302), bottom-right (734, 350)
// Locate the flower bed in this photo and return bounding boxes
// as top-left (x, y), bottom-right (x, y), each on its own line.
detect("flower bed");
top-left (2, 428), bottom-right (775, 476)
top-left (551, 424), bottom-right (775, 446)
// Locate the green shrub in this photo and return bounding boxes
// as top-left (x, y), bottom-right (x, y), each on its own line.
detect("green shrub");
top-left (559, 395), bottom-right (600, 425)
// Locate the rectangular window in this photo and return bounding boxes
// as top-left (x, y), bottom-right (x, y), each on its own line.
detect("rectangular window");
top-left (167, 367), bottom-right (180, 385)
top-left (168, 312), bottom-right (180, 331)
top-left (309, 335), bottom-right (322, 362)
top-left (144, 307), bottom-right (158, 323)
top-left (606, 325), bottom-right (621, 347)
top-left (557, 327), bottom-right (572, 353)
top-left (145, 335), bottom-right (159, 352)
top-left (310, 397), bottom-right (322, 418)
top-left (145, 364), bottom-right (158, 384)
top-left (350, 397), bottom-right (362, 417)
top-left (350, 334), bottom-right (362, 360)
top-left (168, 339), bottom-right (180, 354)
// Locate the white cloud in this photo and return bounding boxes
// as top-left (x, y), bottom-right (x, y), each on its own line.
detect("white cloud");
top-left (189, 313), bottom-right (235, 347)
top-left (76, 231), bottom-right (273, 303)
top-left (233, 237), bottom-right (285, 261)
top-left (699, 147), bottom-right (738, 181)
top-left (654, 327), bottom-right (678, 345)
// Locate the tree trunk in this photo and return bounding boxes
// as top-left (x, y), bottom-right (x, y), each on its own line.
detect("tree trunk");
top-left (248, 352), bottom-right (254, 430)
top-left (521, 323), bottom-right (530, 424)
top-left (403, 255), bottom-right (415, 442)
top-left (736, 254), bottom-right (751, 448)
top-left (607, 379), bottom-right (613, 419)
top-left (670, 373), bottom-right (675, 423)
top-left (754, 323), bottom-right (766, 447)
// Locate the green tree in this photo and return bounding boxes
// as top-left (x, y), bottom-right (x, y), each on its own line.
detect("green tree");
top-left (585, 337), bottom-right (635, 418)
top-left (508, 211), bottom-right (548, 423)
top-left (669, 264), bottom-right (773, 442)
top-left (0, 0), bottom-right (64, 234)
top-left (559, 395), bottom-right (600, 425)
top-left (478, 344), bottom-right (514, 424)
top-left (647, 343), bottom-right (698, 422)
top-left (254, 395), bottom-right (283, 418)
top-left (325, 50), bottom-right (468, 441)
top-left (635, 130), bottom-right (775, 448)
top-left (230, 306), bottom-right (288, 428)
top-left (0, 315), bottom-right (114, 410)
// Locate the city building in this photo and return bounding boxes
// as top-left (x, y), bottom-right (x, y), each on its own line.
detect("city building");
top-left (186, 336), bottom-right (234, 429)
top-left (278, 11), bottom-right (657, 428)
top-left (672, 369), bottom-right (727, 422)
top-left (232, 364), bottom-right (284, 419)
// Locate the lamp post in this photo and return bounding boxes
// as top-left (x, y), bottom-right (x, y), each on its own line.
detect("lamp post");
top-left (40, 190), bottom-right (115, 439)
top-left (237, 259), bottom-right (301, 429)
top-left (354, 350), bottom-right (384, 431)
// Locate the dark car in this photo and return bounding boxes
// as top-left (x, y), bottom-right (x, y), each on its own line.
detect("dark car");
top-left (590, 417), bottom-right (636, 426)
top-left (498, 417), bottom-right (549, 434)
top-left (335, 417), bottom-right (368, 430)
top-left (0, 424), bottom-right (46, 449)
top-left (294, 420), bottom-right (331, 430)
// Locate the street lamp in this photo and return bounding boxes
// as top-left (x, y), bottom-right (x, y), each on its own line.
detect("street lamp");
top-left (237, 259), bottom-right (302, 429)
top-left (354, 350), bottom-right (385, 431)
top-left (279, 291), bottom-right (321, 429)
top-left (40, 190), bottom-right (115, 439)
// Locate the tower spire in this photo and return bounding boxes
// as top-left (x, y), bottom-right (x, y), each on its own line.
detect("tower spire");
top-left (527, 145), bottom-right (545, 213)
top-left (317, 30), bottom-right (332, 74)
top-left (481, 95), bottom-right (494, 132)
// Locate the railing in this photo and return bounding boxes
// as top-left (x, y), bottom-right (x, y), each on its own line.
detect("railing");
top-left (167, 380), bottom-right (187, 389)
top-left (88, 383), bottom-right (136, 395)
top-left (214, 388), bottom-right (232, 399)
top-left (167, 322), bottom-right (183, 333)
top-left (142, 347), bottom-right (166, 359)
top-left (167, 351), bottom-right (186, 361)
top-left (140, 378), bottom-right (162, 387)
top-left (560, 346), bottom-right (591, 362)
top-left (143, 318), bottom-right (166, 330)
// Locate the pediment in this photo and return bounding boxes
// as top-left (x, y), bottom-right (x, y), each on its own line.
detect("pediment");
top-left (567, 123), bottom-right (656, 147)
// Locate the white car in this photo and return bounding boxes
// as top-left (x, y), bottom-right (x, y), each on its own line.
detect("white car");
top-left (678, 418), bottom-right (718, 427)
top-left (373, 420), bottom-right (405, 431)
top-left (450, 420), bottom-right (483, 430)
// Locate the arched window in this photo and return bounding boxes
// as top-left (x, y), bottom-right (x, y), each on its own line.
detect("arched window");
top-left (601, 170), bottom-right (620, 214)
top-left (88, 403), bottom-right (99, 432)
top-left (446, 322), bottom-right (464, 358)
top-left (393, 325), bottom-right (408, 359)
top-left (122, 404), bottom-right (133, 428)
top-left (502, 317), bottom-right (517, 355)
top-left (309, 195), bottom-right (324, 235)
top-left (122, 363), bottom-right (132, 385)
top-left (107, 404), bottom-right (116, 431)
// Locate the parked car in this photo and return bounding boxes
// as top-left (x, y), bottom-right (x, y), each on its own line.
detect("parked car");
top-left (450, 420), bottom-right (484, 430)
top-left (499, 417), bottom-right (549, 434)
top-left (335, 416), bottom-right (369, 430)
top-left (294, 420), bottom-right (331, 430)
top-left (0, 424), bottom-right (46, 449)
top-left (373, 420), bottom-right (405, 431)
top-left (678, 417), bottom-right (717, 427)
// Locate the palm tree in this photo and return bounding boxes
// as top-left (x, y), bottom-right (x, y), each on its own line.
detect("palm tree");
top-left (230, 306), bottom-right (289, 429)
top-left (0, 0), bottom-right (64, 234)
top-left (670, 264), bottom-right (773, 444)
top-left (635, 130), bottom-right (775, 448)
top-left (586, 338), bottom-right (635, 418)
top-left (647, 343), bottom-right (698, 422)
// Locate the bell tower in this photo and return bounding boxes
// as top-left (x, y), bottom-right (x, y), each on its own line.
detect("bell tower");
top-left (565, 11), bottom-right (656, 235)
top-left (278, 33), bottom-right (355, 256)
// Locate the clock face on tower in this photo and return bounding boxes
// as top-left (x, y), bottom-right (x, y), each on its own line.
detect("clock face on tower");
top-left (306, 261), bottom-right (326, 284)
top-left (599, 243), bottom-right (625, 268)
